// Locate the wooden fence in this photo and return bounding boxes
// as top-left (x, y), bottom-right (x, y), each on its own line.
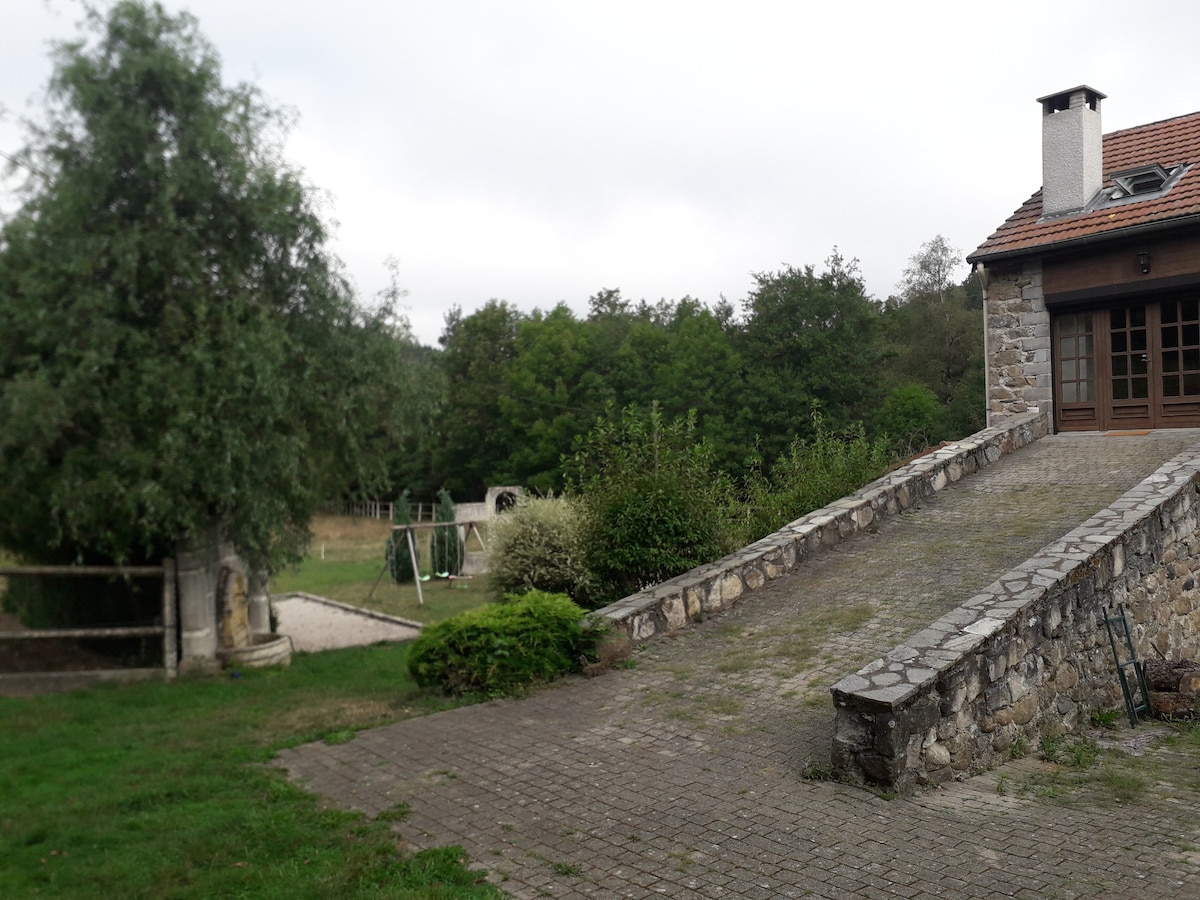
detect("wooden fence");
top-left (339, 501), bottom-right (435, 522)
top-left (0, 560), bottom-right (177, 684)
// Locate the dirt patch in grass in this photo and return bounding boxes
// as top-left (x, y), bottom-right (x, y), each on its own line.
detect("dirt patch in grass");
top-left (267, 696), bottom-right (401, 742)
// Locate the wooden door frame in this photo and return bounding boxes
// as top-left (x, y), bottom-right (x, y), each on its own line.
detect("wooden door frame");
top-left (1052, 292), bottom-right (1200, 431)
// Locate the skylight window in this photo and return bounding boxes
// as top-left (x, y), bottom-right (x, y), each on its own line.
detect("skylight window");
top-left (1109, 164), bottom-right (1173, 199)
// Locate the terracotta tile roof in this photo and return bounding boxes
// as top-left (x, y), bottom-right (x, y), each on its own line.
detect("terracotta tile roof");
top-left (969, 110), bottom-right (1200, 263)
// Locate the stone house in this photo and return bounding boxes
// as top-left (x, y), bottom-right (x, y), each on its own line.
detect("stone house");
top-left (969, 86), bottom-right (1200, 432)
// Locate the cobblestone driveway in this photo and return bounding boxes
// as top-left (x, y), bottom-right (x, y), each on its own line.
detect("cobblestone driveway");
top-left (278, 431), bottom-right (1200, 898)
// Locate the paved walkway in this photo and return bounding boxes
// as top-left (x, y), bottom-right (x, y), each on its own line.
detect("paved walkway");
top-left (278, 431), bottom-right (1200, 899)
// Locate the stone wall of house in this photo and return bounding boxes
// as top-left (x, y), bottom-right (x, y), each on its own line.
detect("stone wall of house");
top-left (830, 443), bottom-right (1200, 794)
top-left (593, 412), bottom-right (1049, 643)
top-left (985, 260), bottom-right (1052, 424)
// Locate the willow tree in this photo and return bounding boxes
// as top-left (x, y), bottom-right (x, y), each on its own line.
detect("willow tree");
top-left (0, 3), bottom-right (409, 646)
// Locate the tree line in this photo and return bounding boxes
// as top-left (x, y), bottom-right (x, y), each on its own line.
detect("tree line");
top-left (397, 237), bottom-right (985, 503)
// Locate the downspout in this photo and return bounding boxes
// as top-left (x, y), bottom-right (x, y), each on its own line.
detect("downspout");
top-left (975, 262), bottom-right (991, 429)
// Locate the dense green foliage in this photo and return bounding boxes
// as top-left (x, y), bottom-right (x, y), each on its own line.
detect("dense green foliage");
top-left (735, 252), bottom-right (886, 463)
top-left (0, 2), bottom-right (415, 572)
top-left (877, 384), bottom-right (944, 456)
top-left (566, 404), bottom-right (737, 606)
top-left (0, 645), bottom-right (503, 898)
top-left (414, 243), bottom-right (982, 503)
top-left (407, 590), bottom-right (591, 696)
top-left (431, 487), bottom-right (461, 576)
top-left (485, 495), bottom-right (591, 603)
top-left (460, 238), bottom-right (984, 606)
top-left (3, 572), bottom-right (162, 641)
top-left (744, 408), bottom-right (894, 539)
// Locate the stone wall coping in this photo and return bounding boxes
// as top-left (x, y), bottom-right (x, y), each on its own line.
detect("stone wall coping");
top-left (592, 411), bottom-right (1050, 640)
top-left (830, 440), bottom-right (1200, 712)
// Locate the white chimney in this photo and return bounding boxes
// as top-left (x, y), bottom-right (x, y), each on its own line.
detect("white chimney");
top-left (1038, 85), bottom-right (1106, 217)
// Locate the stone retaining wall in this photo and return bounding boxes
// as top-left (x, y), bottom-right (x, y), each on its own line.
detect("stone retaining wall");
top-left (593, 411), bottom-right (1050, 642)
top-left (830, 440), bottom-right (1200, 794)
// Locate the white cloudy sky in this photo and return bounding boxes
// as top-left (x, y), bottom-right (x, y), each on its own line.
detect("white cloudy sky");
top-left (5, 1), bottom-right (1200, 346)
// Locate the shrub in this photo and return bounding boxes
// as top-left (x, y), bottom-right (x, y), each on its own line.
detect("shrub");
top-left (566, 403), bottom-right (737, 607)
top-left (386, 490), bottom-right (417, 583)
top-left (486, 495), bottom-right (591, 603)
top-left (744, 405), bottom-right (894, 540)
top-left (430, 487), bottom-right (461, 576)
top-left (877, 383), bottom-right (942, 456)
top-left (406, 591), bottom-right (591, 696)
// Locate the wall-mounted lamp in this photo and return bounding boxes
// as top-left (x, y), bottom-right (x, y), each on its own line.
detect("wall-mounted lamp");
top-left (1137, 250), bottom-right (1151, 274)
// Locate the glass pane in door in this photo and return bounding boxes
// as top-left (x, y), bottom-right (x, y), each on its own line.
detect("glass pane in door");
top-left (1162, 298), bottom-right (1200, 397)
top-left (1057, 312), bottom-right (1095, 406)
top-left (1111, 306), bottom-right (1149, 402)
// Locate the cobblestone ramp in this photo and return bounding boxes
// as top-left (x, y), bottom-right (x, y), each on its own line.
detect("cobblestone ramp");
top-left (277, 431), bottom-right (1200, 899)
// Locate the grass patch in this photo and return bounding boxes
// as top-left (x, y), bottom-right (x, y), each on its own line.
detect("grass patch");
top-left (1089, 708), bottom-right (1124, 730)
top-left (0, 643), bottom-right (504, 898)
top-left (1012, 723), bottom-right (1200, 808)
top-left (715, 652), bottom-right (757, 674)
top-left (377, 801), bottom-right (413, 824)
top-left (1039, 734), bottom-right (1101, 769)
top-left (271, 514), bottom-right (492, 626)
top-left (1165, 720), bottom-right (1200, 750)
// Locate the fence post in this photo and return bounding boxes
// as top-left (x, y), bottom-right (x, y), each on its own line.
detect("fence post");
top-left (162, 558), bottom-right (177, 680)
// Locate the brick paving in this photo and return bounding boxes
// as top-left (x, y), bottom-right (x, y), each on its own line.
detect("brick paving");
top-left (277, 431), bottom-right (1200, 899)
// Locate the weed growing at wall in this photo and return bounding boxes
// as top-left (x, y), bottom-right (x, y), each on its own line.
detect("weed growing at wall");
top-left (744, 405), bottom-right (894, 540)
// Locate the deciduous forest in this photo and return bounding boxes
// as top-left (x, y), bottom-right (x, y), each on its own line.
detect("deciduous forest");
top-left (397, 237), bottom-right (985, 503)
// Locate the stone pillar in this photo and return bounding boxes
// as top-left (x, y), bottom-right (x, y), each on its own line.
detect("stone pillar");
top-left (217, 569), bottom-right (252, 651)
top-left (174, 521), bottom-right (248, 672)
top-left (175, 525), bottom-right (221, 673)
top-left (247, 569), bottom-right (271, 634)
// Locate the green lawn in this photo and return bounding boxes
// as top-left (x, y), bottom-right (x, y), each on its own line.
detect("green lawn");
top-left (0, 643), bottom-right (506, 898)
top-left (270, 514), bottom-right (493, 626)
top-left (272, 556), bottom-right (491, 627)
top-left (1, 514), bottom-right (504, 898)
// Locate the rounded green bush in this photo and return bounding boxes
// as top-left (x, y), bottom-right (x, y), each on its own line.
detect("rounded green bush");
top-left (485, 495), bottom-right (591, 604)
top-left (406, 591), bottom-right (590, 696)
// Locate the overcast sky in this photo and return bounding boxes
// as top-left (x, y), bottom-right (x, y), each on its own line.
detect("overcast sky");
top-left (6, 1), bottom-right (1200, 346)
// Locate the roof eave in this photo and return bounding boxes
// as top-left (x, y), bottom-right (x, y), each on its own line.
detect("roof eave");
top-left (967, 212), bottom-right (1200, 266)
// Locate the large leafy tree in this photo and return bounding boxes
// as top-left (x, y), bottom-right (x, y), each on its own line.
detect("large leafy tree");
top-left (496, 303), bottom-right (594, 493)
top-left (736, 250), bottom-right (885, 464)
top-left (895, 234), bottom-right (963, 304)
top-left (882, 238), bottom-right (985, 443)
top-left (433, 299), bottom-right (525, 497)
top-left (0, 1), bottom-right (410, 570)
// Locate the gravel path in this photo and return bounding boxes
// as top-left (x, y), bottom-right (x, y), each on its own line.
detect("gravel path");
top-left (272, 592), bottom-right (421, 652)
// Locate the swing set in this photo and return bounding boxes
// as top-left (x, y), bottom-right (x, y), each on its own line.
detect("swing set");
top-left (367, 519), bottom-right (488, 607)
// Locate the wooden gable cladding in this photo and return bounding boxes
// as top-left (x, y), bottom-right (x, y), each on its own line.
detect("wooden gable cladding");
top-left (1043, 230), bottom-right (1200, 305)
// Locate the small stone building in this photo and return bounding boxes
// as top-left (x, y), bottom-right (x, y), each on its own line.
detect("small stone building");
top-left (970, 86), bottom-right (1200, 432)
